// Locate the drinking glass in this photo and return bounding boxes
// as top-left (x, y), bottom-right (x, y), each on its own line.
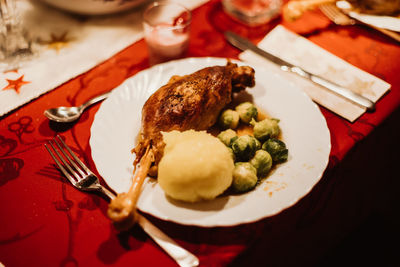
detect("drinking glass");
top-left (0, 0), bottom-right (32, 69)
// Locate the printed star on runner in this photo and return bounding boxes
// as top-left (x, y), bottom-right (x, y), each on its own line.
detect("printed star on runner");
top-left (2, 75), bottom-right (30, 93)
top-left (47, 31), bottom-right (70, 51)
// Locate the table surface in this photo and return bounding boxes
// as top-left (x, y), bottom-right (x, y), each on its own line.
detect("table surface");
top-left (1, 1), bottom-right (400, 266)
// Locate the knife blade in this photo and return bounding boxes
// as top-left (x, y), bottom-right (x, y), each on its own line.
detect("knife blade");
top-left (224, 31), bottom-right (375, 111)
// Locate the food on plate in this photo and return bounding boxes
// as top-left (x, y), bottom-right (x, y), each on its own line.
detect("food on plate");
top-left (254, 138), bottom-right (262, 150)
top-left (283, 0), bottom-right (400, 21)
top-left (227, 147), bottom-right (236, 161)
top-left (232, 135), bottom-right (258, 161)
top-left (250, 118), bottom-right (280, 142)
top-left (218, 109), bottom-right (240, 129)
top-left (232, 162), bottom-right (258, 192)
top-left (217, 101), bottom-right (288, 191)
top-left (262, 138), bottom-right (289, 163)
top-left (249, 150), bottom-right (273, 177)
top-left (235, 102), bottom-right (258, 124)
top-left (217, 129), bottom-right (238, 147)
top-left (158, 130), bottom-right (234, 202)
top-left (107, 61), bottom-right (255, 229)
top-left (134, 61), bottom-right (255, 170)
top-left (157, 105), bottom-right (285, 200)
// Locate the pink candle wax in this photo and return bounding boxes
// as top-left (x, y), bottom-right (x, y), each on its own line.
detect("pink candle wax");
top-left (146, 23), bottom-right (189, 65)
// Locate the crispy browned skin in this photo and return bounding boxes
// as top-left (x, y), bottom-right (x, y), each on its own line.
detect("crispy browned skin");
top-left (133, 61), bottom-right (255, 168)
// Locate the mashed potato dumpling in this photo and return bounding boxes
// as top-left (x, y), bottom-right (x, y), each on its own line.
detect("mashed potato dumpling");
top-left (158, 130), bottom-right (234, 202)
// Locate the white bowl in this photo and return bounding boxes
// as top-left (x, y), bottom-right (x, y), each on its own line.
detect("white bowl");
top-left (38, 0), bottom-right (150, 15)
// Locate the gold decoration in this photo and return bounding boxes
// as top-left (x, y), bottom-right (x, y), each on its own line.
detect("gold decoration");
top-left (40, 31), bottom-right (70, 51)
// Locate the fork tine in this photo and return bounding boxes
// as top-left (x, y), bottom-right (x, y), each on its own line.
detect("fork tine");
top-left (52, 136), bottom-right (87, 178)
top-left (48, 140), bottom-right (82, 181)
top-left (321, 3), bottom-right (400, 42)
top-left (45, 143), bottom-right (78, 185)
top-left (319, 5), bottom-right (334, 19)
top-left (320, 4), bottom-right (354, 25)
top-left (320, 4), bottom-right (340, 23)
top-left (56, 136), bottom-right (91, 174)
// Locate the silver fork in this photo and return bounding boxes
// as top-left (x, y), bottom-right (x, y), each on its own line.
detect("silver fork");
top-left (45, 135), bottom-right (199, 267)
top-left (45, 135), bottom-right (115, 199)
top-left (319, 3), bottom-right (400, 43)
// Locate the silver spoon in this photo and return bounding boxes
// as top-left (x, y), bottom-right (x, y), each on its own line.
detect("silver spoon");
top-left (44, 91), bottom-right (111, 123)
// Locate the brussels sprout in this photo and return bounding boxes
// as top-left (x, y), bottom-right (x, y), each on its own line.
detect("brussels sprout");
top-left (218, 109), bottom-right (240, 129)
top-left (262, 138), bottom-right (288, 163)
top-left (231, 135), bottom-right (257, 161)
top-left (250, 118), bottom-right (280, 142)
top-left (249, 150), bottom-right (273, 177)
top-left (235, 102), bottom-right (258, 124)
top-left (227, 147), bottom-right (236, 162)
top-left (217, 129), bottom-right (238, 147)
top-left (254, 138), bottom-right (261, 150)
top-left (231, 162), bottom-right (258, 192)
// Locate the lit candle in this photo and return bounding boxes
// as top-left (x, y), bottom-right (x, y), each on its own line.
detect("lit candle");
top-left (145, 23), bottom-right (189, 65)
top-left (143, 2), bottom-right (191, 65)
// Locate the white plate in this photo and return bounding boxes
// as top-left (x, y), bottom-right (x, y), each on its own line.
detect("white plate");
top-left (90, 57), bottom-right (331, 227)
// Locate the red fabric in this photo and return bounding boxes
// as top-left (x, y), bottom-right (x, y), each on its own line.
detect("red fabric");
top-left (1, 1), bottom-right (399, 266)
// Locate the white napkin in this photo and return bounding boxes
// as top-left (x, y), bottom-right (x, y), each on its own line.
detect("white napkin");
top-left (337, 1), bottom-right (400, 32)
top-left (239, 25), bottom-right (391, 122)
top-left (0, 0), bottom-right (208, 117)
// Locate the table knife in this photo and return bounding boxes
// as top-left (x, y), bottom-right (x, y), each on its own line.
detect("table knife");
top-left (224, 31), bottom-right (375, 111)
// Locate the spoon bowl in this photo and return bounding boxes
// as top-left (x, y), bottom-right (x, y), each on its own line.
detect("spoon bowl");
top-left (44, 91), bottom-right (110, 123)
top-left (44, 106), bottom-right (82, 123)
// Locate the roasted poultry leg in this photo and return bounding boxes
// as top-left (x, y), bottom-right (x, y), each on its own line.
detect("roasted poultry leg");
top-left (107, 61), bottom-right (255, 230)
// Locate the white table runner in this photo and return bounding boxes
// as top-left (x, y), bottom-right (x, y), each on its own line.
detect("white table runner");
top-left (0, 0), bottom-right (208, 117)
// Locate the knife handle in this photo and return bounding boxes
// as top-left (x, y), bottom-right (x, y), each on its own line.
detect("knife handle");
top-left (138, 215), bottom-right (199, 267)
top-left (287, 66), bottom-right (375, 111)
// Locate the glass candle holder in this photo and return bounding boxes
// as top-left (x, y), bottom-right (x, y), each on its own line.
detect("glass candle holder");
top-left (222, 0), bottom-right (282, 26)
top-left (143, 1), bottom-right (191, 65)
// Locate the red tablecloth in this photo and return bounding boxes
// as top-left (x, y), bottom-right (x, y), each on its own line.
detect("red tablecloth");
top-left (1, 1), bottom-right (399, 266)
